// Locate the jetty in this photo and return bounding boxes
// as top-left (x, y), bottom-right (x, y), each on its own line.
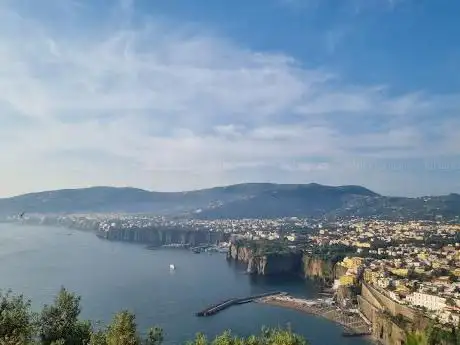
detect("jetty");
top-left (196, 291), bottom-right (283, 317)
top-left (257, 294), bottom-right (371, 337)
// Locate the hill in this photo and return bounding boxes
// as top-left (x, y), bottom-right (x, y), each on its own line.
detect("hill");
top-left (0, 183), bottom-right (459, 220)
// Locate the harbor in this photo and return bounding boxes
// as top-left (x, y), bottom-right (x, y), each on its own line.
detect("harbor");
top-left (146, 243), bottom-right (229, 253)
top-left (195, 291), bottom-right (284, 317)
top-left (257, 294), bottom-right (371, 337)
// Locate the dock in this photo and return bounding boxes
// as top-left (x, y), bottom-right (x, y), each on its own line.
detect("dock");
top-left (196, 291), bottom-right (283, 317)
top-left (257, 294), bottom-right (371, 337)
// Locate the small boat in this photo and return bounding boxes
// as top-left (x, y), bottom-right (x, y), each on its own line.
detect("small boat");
top-left (169, 264), bottom-right (175, 270)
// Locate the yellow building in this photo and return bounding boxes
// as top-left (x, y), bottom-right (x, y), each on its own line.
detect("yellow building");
top-left (415, 268), bottom-right (426, 275)
top-left (353, 242), bottom-right (371, 248)
top-left (396, 284), bottom-right (410, 293)
top-left (418, 253), bottom-right (428, 260)
top-left (341, 257), bottom-right (365, 270)
top-left (391, 268), bottom-right (409, 277)
top-left (363, 269), bottom-right (379, 284)
top-left (451, 268), bottom-right (460, 277)
top-left (363, 269), bottom-right (372, 283)
top-left (339, 275), bottom-right (356, 287)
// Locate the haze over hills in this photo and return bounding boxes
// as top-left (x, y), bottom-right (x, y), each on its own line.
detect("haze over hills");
top-left (0, 183), bottom-right (459, 220)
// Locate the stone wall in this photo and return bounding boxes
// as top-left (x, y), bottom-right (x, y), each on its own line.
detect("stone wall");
top-left (363, 283), bottom-right (419, 321)
top-left (358, 290), bottom-right (406, 345)
top-left (361, 283), bottom-right (385, 311)
top-left (359, 283), bottom-right (430, 345)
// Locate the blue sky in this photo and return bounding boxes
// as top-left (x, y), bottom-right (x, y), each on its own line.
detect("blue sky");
top-left (1, 0), bottom-right (459, 197)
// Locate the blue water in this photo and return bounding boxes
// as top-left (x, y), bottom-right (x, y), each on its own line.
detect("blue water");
top-left (0, 224), bottom-right (371, 345)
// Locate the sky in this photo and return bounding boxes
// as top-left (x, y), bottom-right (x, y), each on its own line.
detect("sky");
top-left (1, 0), bottom-right (459, 197)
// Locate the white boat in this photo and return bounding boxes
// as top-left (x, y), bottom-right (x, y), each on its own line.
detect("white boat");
top-left (169, 264), bottom-right (175, 270)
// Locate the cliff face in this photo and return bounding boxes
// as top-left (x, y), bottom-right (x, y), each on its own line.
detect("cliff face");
top-left (336, 285), bottom-right (357, 307)
top-left (227, 243), bottom-right (343, 278)
top-left (301, 256), bottom-right (333, 280)
top-left (228, 243), bottom-right (253, 262)
top-left (301, 255), bottom-right (347, 283)
top-left (247, 253), bottom-right (302, 275)
top-left (227, 243), bottom-right (301, 275)
top-left (98, 227), bottom-right (227, 246)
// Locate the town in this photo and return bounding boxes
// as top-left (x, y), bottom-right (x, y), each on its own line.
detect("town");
top-left (8, 213), bottom-right (460, 331)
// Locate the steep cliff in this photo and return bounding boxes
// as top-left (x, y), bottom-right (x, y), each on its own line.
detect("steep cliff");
top-left (98, 227), bottom-right (227, 246)
top-left (248, 253), bottom-right (302, 275)
top-left (227, 242), bottom-right (253, 262)
top-left (227, 242), bottom-right (301, 275)
top-left (227, 242), bottom-right (347, 278)
top-left (301, 256), bottom-right (333, 280)
top-left (301, 255), bottom-right (347, 283)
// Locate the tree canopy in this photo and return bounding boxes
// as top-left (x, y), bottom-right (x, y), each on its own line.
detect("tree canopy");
top-left (0, 288), bottom-right (309, 345)
top-left (406, 321), bottom-right (460, 345)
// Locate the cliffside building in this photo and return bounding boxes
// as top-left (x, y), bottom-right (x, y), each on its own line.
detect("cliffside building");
top-left (406, 292), bottom-right (446, 311)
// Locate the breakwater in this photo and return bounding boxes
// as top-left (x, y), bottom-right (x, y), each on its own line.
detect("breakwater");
top-left (196, 291), bottom-right (283, 317)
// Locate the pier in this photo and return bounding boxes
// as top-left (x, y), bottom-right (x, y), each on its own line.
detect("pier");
top-left (196, 292), bottom-right (283, 317)
top-left (257, 294), bottom-right (371, 337)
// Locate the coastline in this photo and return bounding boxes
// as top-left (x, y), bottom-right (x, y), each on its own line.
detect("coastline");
top-left (257, 294), bottom-right (371, 338)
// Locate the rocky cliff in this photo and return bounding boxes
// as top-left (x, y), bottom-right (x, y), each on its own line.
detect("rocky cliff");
top-left (248, 253), bottom-right (302, 275)
top-left (227, 242), bottom-right (301, 275)
top-left (227, 242), bottom-right (346, 279)
top-left (300, 255), bottom-right (348, 285)
top-left (97, 227), bottom-right (228, 246)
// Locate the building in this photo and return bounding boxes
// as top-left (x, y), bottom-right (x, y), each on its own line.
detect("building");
top-left (339, 275), bottom-right (356, 287)
top-left (407, 292), bottom-right (446, 311)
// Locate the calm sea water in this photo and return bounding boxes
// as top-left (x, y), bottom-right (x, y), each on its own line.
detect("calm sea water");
top-left (0, 224), bottom-right (371, 345)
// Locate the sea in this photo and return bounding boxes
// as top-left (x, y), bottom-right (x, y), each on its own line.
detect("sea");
top-left (0, 224), bottom-right (371, 345)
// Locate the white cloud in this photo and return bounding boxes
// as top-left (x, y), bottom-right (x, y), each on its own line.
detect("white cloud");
top-left (0, 0), bottom-right (458, 197)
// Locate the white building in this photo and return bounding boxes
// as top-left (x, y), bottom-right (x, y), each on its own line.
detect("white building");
top-left (407, 292), bottom-right (446, 311)
top-left (286, 234), bottom-right (297, 242)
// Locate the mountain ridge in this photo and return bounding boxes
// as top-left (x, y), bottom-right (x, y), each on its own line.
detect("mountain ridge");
top-left (0, 183), bottom-right (458, 220)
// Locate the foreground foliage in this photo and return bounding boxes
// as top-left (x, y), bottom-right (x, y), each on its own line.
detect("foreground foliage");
top-left (0, 289), bottom-right (309, 345)
top-left (406, 322), bottom-right (460, 345)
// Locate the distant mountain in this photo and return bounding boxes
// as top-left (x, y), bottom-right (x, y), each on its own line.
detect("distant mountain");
top-left (0, 183), bottom-right (459, 220)
top-left (191, 183), bottom-right (378, 219)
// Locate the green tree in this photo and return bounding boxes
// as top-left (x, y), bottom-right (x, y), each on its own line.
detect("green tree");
top-left (145, 326), bottom-right (164, 345)
top-left (186, 333), bottom-right (208, 345)
top-left (185, 327), bottom-right (308, 345)
top-left (89, 329), bottom-right (107, 345)
top-left (105, 311), bottom-right (140, 345)
top-left (406, 331), bottom-right (428, 345)
top-left (0, 290), bottom-right (36, 344)
top-left (38, 287), bottom-right (91, 345)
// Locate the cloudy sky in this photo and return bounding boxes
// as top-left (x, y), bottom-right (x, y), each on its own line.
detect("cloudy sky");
top-left (1, 0), bottom-right (459, 197)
